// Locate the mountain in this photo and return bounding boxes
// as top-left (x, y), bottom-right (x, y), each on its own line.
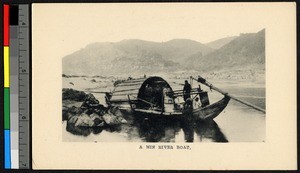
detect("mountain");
top-left (205, 36), bottom-right (238, 49)
top-left (62, 39), bottom-right (213, 76)
top-left (161, 39), bottom-right (214, 62)
top-left (63, 30), bottom-right (265, 77)
top-left (185, 29), bottom-right (265, 72)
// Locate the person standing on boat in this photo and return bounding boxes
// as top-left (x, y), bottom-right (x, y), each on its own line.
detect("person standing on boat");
top-left (183, 80), bottom-right (191, 101)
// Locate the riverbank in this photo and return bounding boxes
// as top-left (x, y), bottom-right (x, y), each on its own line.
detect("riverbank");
top-left (62, 76), bottom-right (265, 142)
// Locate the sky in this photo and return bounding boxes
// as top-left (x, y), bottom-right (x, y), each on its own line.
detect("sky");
top-left (32, 3), bottom-right (268, 57)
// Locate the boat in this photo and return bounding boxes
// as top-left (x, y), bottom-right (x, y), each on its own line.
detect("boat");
top-left (106, 76), bottom-right (231, 121)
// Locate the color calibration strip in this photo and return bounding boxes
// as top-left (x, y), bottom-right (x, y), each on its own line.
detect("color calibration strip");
top-left (4, 4), bottom-right (11, 169)
top-left (18, 4), bottom-right (30, 169)
top-left (10, 4), bottom-right (20, 169)
top-left (3, 4), bottom-right (30, 169)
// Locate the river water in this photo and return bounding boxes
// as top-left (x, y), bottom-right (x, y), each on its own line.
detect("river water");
top-left (62, 77), bottom-right (265, 143)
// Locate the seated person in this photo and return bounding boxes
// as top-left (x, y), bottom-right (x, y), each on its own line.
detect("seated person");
top-left (193, 97), bottom-right (201, 109)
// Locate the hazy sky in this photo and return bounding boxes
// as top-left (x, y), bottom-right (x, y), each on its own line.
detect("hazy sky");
top-left (33, 3), bottom-right (267, 57)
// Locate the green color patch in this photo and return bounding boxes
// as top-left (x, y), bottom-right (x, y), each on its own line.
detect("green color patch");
top-left (4, 88), bottom-right (10, 129)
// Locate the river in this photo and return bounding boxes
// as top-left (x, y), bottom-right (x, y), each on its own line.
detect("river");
top-left (62, 77), bottom-right (265, 143)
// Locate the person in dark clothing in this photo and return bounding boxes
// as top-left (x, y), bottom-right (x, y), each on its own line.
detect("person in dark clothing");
top-left (183, 80), bottom-right (192, 101)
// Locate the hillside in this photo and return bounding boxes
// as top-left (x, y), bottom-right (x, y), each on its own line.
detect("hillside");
top-left (63, 29), bottom-right (265, 78)
top-left (205, 36), bottom-right (238, 49)
top-left (161, 39), bottom-right (214, 62)
top-left (62, 39), bottom-right (213, 76)
top-left (185, 29), bottom-right (265, 73)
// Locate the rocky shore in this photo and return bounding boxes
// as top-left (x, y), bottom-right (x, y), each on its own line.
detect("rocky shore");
top-left (62, 88), bottom-right (127, 135)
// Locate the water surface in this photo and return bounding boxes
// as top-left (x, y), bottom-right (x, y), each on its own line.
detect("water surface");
top-left (62, 78), bottom-right (265, 142)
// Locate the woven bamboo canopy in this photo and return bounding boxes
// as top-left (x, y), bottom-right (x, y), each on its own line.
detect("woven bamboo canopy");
top-left (110, 76), bottom-right (173, 108)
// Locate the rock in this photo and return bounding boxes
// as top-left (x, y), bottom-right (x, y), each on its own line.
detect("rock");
top-left (81, 94), bottom-right (100, 108)
top-left (62, 88), bottom-right (87, 101)
top-left (66, 124), bottom-right (92, 136)
top-left (107, 106), bottom-right (127, 124)
top-left (116, 116), bottom-right (128, 124)
top-left (90, 113), bottom-right (102, 121)
top-left (63, 106), bottom-right (84, 121)
top-left (67, 111), bottom-right (106, 127)
top-left (62, 105), bottom-right (70, 121)
top-left (74, 113), bottom-right (95, 127)
top-left (90, 113), bottom-right (105, 127)
top-left (80, 93), bottom-right (107, 115)
top-left (62, 74), bottom-right (70, 78)
top-left (109, 106), bottom-right (123, 117)
top-left (102, 111), bottom-right (128, 125)
top-left (102, 113), bottom-right (118, 125)
top-left (63, 89), bottom-right (128, 128)
top-left (67, 115), bottom-right (79, 125)
top-left (91, 127), bottom-right (104, 135)
top-left (69, 106), bottom-right (84, 115)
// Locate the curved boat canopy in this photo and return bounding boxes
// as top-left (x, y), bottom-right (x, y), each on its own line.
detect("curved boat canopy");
top-left (110, 76), bottom-right (173, 108)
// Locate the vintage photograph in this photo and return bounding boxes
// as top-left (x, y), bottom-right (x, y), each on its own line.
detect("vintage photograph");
top-left (61, 5), bottom-right (265, 142)
top-left (31, 3), bottom-right (296, 170)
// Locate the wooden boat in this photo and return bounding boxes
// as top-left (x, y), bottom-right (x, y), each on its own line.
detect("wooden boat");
top-left (107, 76), bottom-right (231, 121)
top-left (133, 95), bottom-right (230, 121)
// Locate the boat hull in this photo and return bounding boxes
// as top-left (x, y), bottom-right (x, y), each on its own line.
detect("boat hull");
top-left (132, 96), bottom-right (230, 121)
top-left (192, 95), bottom-right (230, 121)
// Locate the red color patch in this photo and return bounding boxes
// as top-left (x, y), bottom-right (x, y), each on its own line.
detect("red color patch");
top-left (3, 4), bottom-right (10, 46)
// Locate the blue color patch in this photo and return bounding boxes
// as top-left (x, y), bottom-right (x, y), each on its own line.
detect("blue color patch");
top-left (4, 130), bottom-right (11, 169)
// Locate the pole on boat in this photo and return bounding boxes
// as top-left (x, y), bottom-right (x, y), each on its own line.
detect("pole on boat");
top-left (129, 95), bottom-right (156, 108)
top-left (87, 91), bottom-right (111, 94)
top-left (191, 76), bottom-right (266, 114)
top-left (127, 95), bottom-right (134, 111)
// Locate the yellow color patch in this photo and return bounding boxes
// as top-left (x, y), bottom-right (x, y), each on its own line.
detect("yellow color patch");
top-left (4, 46), bottom-right (9, 87)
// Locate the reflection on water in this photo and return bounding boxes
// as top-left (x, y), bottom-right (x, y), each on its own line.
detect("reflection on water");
top-left (63, 78), bottom-right (265, 142)
top-left (194, 120), bottom-right (228, 142)
top-left (65, 113), bottom-right (228, 143)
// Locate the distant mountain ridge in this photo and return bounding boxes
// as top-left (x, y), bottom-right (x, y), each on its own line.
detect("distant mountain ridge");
top-left (63, 39), bottom-right (213, 75)
top-left (63, 29), bottom-right (265, 76)
top-left (185, 29), bottom-right (265, 72)
top-left (205, 36), bottom-right (238, 49)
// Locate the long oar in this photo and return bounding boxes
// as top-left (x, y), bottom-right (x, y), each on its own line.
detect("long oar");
top-left (192, 76), bottom-right (266, 114)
